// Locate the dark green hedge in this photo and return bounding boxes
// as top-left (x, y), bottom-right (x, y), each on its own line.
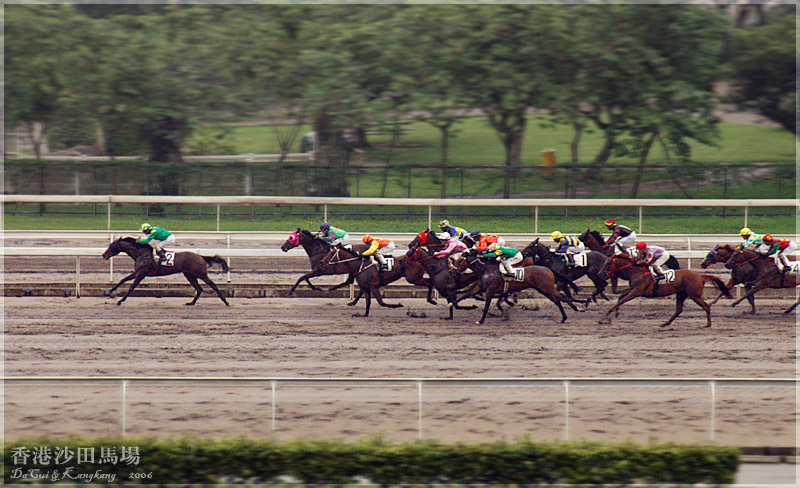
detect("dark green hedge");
top-left (3, 437), bottom-right (740, 484)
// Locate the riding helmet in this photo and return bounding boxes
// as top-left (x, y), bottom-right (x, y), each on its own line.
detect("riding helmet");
top-left (320, 222), bottom-right (331, 232)
top-left (550, 231), bottom-right (563, 241)
top-left (763, 234), bottom-right (774, 242)
top-left (605, 219), bottom-right (616, 228)
top-left (140, 223), bottom-right (152, 232)
top-left (438, 219), bottom-right (449, 229)
top-left (469, 230), bottom-right (481, 237)
top-left (739, 227), bottom-right (751, 237)
top-left (362, 234), bottom-right (372, 243)
top-left (636, 241), bottom-right (647, 250)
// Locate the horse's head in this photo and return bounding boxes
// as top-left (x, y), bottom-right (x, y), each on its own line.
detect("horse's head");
top-left (281, 228), bottom-right (302, 252)
top-left (520, 238), bottom-right (541, 258)
top-left (453, 249), bottom-right (478, 272)
top-left (724, 245), bottom-right (751, 269)
top-left (405, 244), bottom-right (430, 262)
top-left (599, 254), bottom-right (637, 280)
top-left (701, 244), bottom-right (722, 269)
top-left (102, 238), bottom-right (123, 260)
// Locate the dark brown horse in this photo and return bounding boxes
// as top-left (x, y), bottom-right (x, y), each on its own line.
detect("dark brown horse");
top-left (322, 246), bottom-right (431, 317)
top-left (281, 229), bottom-right (367, 296)
top-left (701, 244), bottom-right (760, 313)
top-left (102, 237), bottom-right (230, 306)
top-left (405, 245), bottom-right (478, 320)
top-left (522, 238), bottom-right (607, 303)
top-left (724, 247), bottom-right (799, 314)
top-left (598, 254), bottom-right (729, 328)
top-left (454, 250), bottom-right (579, 325)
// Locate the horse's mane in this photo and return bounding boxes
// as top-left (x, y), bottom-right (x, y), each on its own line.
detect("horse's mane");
top-left (612, 253), bottom-right (639, 264)
top-left (298, 229), bottom-right (315, 238)
top-left (589, 230), bottom-right (604, 242)
top-left (120, 237), bottom-right (144, 246)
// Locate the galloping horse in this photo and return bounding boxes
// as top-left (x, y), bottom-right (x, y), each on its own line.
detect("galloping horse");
top-left (579, 228), bottom-right (681, 294)
top-left (701, 244), bottom-right (760, 313)
top-left (724, 247), bottom-right (799, 314)
top-left (405, 245), bottom-right (478, 320)
top-left (598, 254), bottom-right (729, 328)
top-left (281, 229), bottom-right (367, 296)
top-left (522, 238), bottom-right (608, 303)
top-left (102, 237), bottom-right (230, 306)
top-left (322, 246), bottom-right (429, 317)
top-left (454, 250), bottom-right (579, 325)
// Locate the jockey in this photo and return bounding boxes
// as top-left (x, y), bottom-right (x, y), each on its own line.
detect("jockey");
top-left (481, 242), bottom-right (523, 277)
top-left (434, 232), bottom-right (468, 261)
top-left (361, 234), bottom-right (395, 267)
top-left (551, 231), bottom-right (585, 266)
top-left (739, 227), bottom-right (764, 251)
top-left (137, 223), bottom-right (175, 261)
top-left (438, 219), bottom-right (468, 240)
top-left (474, 232), bottom-right (506, 252)
top-left (635, 241), bottom-right (670, 280)
top-left (604, 219), bottom-right (636, 252)
top-left (763, 234), bottom-right (797, 272)
top-left (319, 222), bottom-right (350, 248)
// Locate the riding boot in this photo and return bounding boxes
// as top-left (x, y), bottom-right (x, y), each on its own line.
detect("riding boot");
top-left (376, 254), bottom-right (387, 269)
top-left (156, 249), bottom-right (167, 262)
top-left (653, 269), bottom-right (664, 297)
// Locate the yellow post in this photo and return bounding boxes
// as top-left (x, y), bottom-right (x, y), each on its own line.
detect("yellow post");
top-left (542, 149), bottom-right (557, 177)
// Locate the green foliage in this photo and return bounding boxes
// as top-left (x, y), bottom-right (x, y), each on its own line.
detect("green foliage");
top-left (185, 125), bottom-right (236, 156)
top-left (4, 436), bottom-right (740, 484)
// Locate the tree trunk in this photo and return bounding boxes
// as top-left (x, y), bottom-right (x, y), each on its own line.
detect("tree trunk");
top-left (439, 124), bottom-right (452, 201)
top-left (628, 131), bottom-right (658, 198)
top-left (658, 133), bottom-right (694, 199)
top-left (582, 131), bottom-right (615, 181)
top-left (501, 119), bottom-right (526, 199)
top-left (570, 121), bottom-right (585, 164)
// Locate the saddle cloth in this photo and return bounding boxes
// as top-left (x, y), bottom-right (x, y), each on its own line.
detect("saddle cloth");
top-left (652, 269), bottom-right (676, 284)
top-left (513, 268), bottom-right (525, 281)
top-left (155, 250), bottom-right (175, 266)
top-left (562, 252), bottom-right (587, 267)
top-left (381, 257), bottom-right (395, 272)
top-left (784, 261), bottom-right (799, 273)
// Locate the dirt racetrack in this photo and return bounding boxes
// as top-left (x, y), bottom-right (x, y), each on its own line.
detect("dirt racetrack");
top-left (5, 291), bottom-right (796, 447)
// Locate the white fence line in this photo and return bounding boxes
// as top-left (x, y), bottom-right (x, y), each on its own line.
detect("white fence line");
top-left (4, 195), bottom-right (797, 232)
top-left (5, 376), bottom-right (793, 441)
top-left (8, 153), bottom-right (315, 163)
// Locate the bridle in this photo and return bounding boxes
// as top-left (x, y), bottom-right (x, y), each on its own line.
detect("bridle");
top-left (728, 248), bottom-right (775, 272)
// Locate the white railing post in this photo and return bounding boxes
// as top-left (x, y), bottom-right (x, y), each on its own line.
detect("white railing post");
top-left (121, 379), bottom-right (128, 437)
top-left (744, 207), bottom-right (748, 228)
top-left (428, 206), bottom-right (432, 229)
top-left (417, 380), bottom-right (423, 440)
top-left (534, 206), bottom-right (539, 234)
top-left (107, 196), bottom-right (112, 231)
top-left (563, 380), bottom-right (570, 441)
top-left (686, 236), bottom-right (692, 270)
top-left (216, 205), bottom-right (221, 232)
top-left (709, 380), bottom-right (716, 442)
top-left (324, 204), bottom-right (328, 222)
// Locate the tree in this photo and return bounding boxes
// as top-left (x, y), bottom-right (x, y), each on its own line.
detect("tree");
top-left (727, 12), bottom-right (796, 134)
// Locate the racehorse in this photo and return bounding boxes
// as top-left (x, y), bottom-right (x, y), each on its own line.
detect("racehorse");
top-left (281, 229), bottom-right (367, 296)
top-left (701, 244), bottom-right (761, 313)
top-left (405, 245), bottom-right (478, 320)
top-left (598, 254), bottom-right (730, 328)
top-left (321, 246), bottom-right (429, 317)
top-left (453, 250), bottom-right (580, 325)
top-left (522, 238), bottom-right (608, 303)
top-left (724, 247), bottom-right (799, 314)
top-left (579, 228), bottom-right (681, 293)
top-left (102, 237), bottom-right (230, 306)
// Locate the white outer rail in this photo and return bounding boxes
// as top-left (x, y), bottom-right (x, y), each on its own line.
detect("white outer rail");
top-left (5, 376), bottom-right (793, 441)
top-left (4, 195), bottom-right (797, 232)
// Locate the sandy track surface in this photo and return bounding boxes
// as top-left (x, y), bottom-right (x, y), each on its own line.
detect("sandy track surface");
top-left (4, 295), bottom-right (795, 446)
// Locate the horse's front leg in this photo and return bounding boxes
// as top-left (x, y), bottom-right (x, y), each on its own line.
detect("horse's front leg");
top-left (347, 287), bottom-right (364, 306)
top-left (602, 286), bottom-right (642, 323)
top-left (109, 272), bottom-right (137, 295)
top-left (288, 270), bottom-right (324, 295)
top-left (116, 273), bottom-right (148, 305)
top-left (373, 288), bottom-right (403, 308)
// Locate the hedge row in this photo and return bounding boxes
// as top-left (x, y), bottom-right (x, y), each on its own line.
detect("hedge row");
top-left (4, 437), bottom-right (740, 484)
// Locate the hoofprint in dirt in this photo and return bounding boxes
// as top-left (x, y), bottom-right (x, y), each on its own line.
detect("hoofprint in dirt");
top-left (5, 297), bottom-right (795, 446)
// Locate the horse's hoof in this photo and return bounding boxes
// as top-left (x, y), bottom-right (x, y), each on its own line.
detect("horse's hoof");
top-left (427, 300), bottom-right (438, 306)
top-left (475, 321), bottom-right (483, 325)
top-left (440, 317), bottom-right (453, 321)
top-left (352, 313), bottom-right (365, 318)
top-left (347, 302), bottom-right (357, 307)
top-left (184, 302), bottom-right (195, 306)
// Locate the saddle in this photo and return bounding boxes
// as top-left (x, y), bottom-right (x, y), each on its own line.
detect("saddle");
top-left (560, 252), bottom-right (587, 267)
top-left (153, 250), bottom-right (175, 266)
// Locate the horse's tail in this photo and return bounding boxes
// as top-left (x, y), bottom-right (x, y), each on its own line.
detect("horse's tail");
top-left (552, 269), bottom-right (580, 294)
top-left (702, 274), bottom-right (731, 299)
top-left (204, 255), bottom-right (230, 272)
top-left (666, 255), bottom-right (681, 270)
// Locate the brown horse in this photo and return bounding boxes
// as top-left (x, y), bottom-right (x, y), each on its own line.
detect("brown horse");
top-left (281, 229), bottom-right (365, 295)
top-left (598, 254), bottom-right (729, 328)
top-left (405, 245), bottom-right (478, 320)
top-left (701, 244), bottom-right (760, 313)
top-left (725, 247), bottom-right (799, 314)
top-left (454, 250), bottom-right (579, 325)
top-left (322, 246), bottom-right (432, 317)
top-left (102, 237), bottom-right (230, 306)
